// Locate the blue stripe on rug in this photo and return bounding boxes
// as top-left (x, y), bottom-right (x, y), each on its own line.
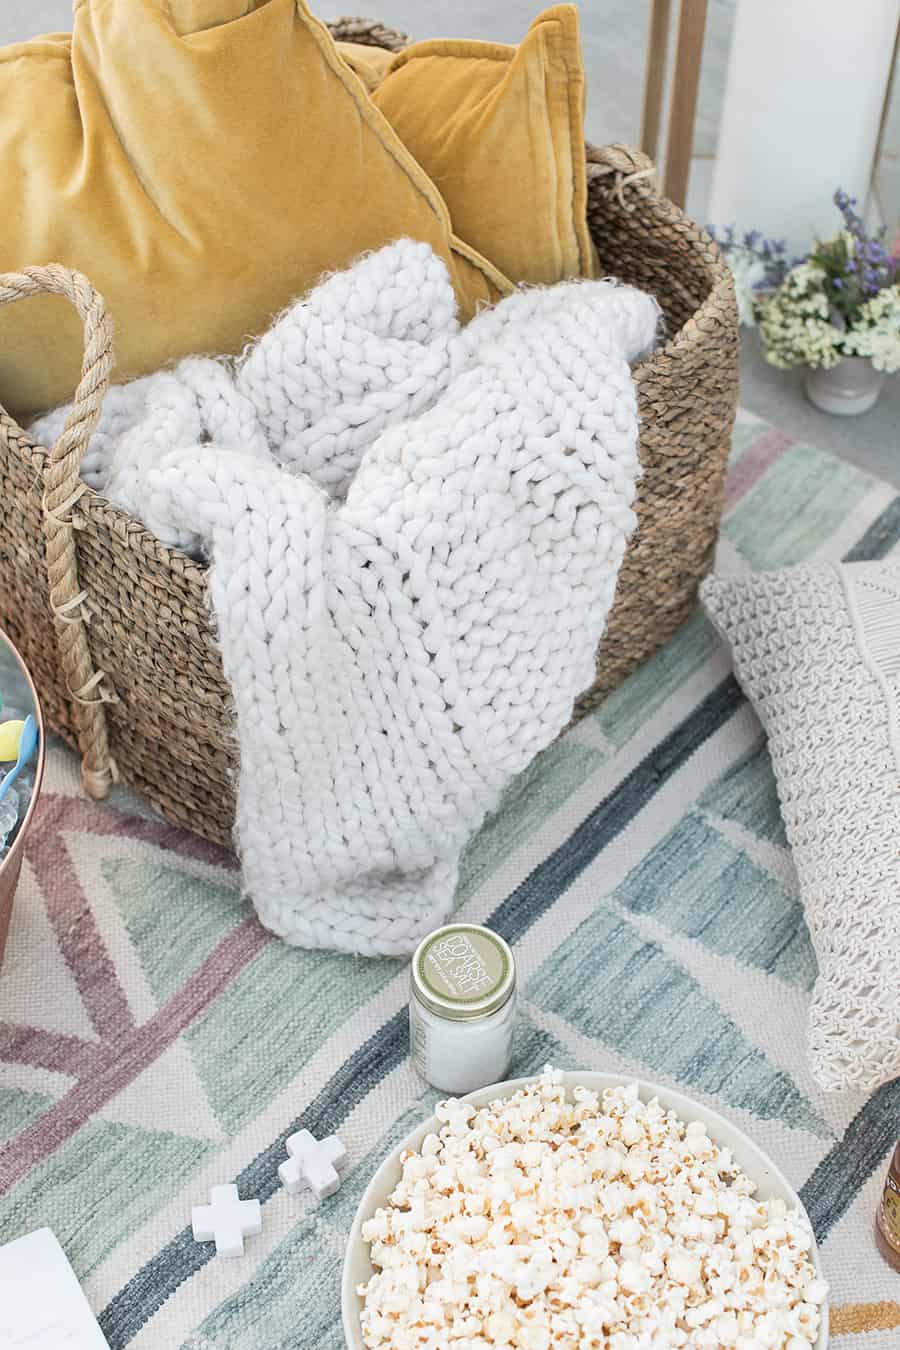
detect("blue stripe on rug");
top-left (800, 1076), bottom-right (900, 1241)
top-left (99, 490), bottom-right (900, 1344)
top-left (843, 494), bottom-right (900, 561)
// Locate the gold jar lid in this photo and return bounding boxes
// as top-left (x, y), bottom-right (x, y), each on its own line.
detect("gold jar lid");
top-left (411, 924), bottom-right (516, 1022)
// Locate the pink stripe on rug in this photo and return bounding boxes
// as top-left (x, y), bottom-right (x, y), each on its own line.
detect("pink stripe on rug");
top-left (724, 427), bottom-right (796, 511)
top-left (0, 1023), bottom-right (99, 1079)
top-left (25, 797), bottom-right (138, 1043)
top-left (0, 915), bottom-right (269, 1192)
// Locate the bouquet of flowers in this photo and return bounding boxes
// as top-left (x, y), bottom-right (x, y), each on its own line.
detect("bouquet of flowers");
top-left (710, 191), bottom-right (900, 373)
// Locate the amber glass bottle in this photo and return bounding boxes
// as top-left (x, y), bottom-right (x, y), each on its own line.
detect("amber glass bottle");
top-left (876, 1141), bottom-right (900, 1270)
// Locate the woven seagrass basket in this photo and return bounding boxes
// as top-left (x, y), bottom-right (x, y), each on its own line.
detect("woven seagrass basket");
top-left (0, 20), bottom-right (739, 850)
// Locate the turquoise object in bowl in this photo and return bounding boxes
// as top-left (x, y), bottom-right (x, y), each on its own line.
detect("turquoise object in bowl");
top-left (0, 715), bottom-right (38, 804)
top-left (0, 632), bottom-right (45, 969)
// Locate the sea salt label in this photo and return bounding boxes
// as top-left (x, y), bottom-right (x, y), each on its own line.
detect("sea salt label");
top-left (424, 930), bottom-right (502, 998)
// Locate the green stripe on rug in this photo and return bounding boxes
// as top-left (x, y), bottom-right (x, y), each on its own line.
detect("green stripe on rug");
top-left (185, 942), bottom-right (401, 1136)
top-left (724, 444), bottom-right (877, 568)
top-left (697, 739), bottom-right (789, 845)
top-left (105, 860), bottom-right (243, 1004)
top-left (0, 1087), bottom-right (53, 1149)
top-left (591, 608), bottom-right (719, 750)
top-left (615, 809), bottom-right (815, 990)
top-left (3, 1117), bottom-right (212, 1274)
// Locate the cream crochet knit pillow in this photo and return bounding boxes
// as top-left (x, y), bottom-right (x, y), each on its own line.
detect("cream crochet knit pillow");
top-left (702, 561), bottom-right (900, 1092)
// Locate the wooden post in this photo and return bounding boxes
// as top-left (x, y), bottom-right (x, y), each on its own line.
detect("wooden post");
top-left (663, 0), bottom-right (709, 208)
top-left (640, 0), bottom-right (672, 163)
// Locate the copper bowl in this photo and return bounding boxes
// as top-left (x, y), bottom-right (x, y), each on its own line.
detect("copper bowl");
top-left (0, 629), bottom-right (45, 967)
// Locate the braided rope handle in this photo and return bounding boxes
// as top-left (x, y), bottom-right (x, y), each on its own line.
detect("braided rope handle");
top-left (586, 144), bottom-right (658, 213)
top-left (0, 265), bottom-right (117, 799)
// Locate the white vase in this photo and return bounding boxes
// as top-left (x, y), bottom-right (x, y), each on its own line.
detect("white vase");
top-left (803, 356), bottom-right (885, 416)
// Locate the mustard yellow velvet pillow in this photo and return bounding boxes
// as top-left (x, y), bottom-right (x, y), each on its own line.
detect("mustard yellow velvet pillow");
top-left (337, 39), bottom-right (395, 91)
top-left (0, 0), bottom-right (510, 424)
top-left (372, 5), bottom-right (597, 288)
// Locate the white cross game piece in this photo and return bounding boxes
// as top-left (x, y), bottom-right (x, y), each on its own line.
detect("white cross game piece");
top-left (278, 1129), bottom-right (347, 1199)
top-left (191, 1184), bottom-right (262, 1258)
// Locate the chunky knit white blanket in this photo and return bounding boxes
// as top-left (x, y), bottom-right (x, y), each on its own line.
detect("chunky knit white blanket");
top-left (32, 242), bottom-right (466, 545)
top-left (33, 242), bottom-right (660, 955)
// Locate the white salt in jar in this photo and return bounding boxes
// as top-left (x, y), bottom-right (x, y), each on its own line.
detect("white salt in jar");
top-left (409, 923), bottom-right (517, 1094)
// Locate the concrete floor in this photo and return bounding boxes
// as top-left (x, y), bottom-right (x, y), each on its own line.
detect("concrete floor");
top-left (740, 333), bottom-right (900, 489)
top-left (3, 1), bottom-right (899, 488)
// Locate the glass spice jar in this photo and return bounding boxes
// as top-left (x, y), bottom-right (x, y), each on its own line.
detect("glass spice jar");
top-left (876, 1140), bottom-right (900, 1270)
top-left (409, 923), bottom-right (517, 1095)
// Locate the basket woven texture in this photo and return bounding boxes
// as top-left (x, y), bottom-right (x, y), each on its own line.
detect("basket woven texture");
top-left (0, 19), bottom-right (739, 849)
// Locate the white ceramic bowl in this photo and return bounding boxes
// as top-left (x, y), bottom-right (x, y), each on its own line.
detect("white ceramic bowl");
top-left (342, 1071), bottom-right (828, 1349)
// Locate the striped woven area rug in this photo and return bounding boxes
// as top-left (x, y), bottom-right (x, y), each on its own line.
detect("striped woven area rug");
top-left (1, 406), bottom-right (899, 1347)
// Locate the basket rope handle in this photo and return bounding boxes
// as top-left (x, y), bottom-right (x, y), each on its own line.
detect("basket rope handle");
top-left (587, 143), bottom-right (657, 212)
top-left (0, 265), bottom-right (117, 799)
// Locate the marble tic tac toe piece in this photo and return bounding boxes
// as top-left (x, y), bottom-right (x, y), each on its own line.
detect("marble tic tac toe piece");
top-left (191, 1184), bottom-right (262, 1259)
top-left (278, 1129), bottom-right (348, 1200)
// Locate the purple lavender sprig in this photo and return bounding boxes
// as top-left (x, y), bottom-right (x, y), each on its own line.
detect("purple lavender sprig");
top-left (825, 189), bottom-right (899, 316)
top-left (706, 224), bottom-right (791, 291)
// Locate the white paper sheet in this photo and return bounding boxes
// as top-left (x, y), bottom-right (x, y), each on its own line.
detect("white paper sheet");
top-left (0, 1228), bottom-right (109, 1348)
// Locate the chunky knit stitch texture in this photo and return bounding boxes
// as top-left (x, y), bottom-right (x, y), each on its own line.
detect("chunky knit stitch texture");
top-left (32, 242), bottom-right (660, 954)
top-left (30, 242), bottom-right (464, 545)
top-left (702, 561), bottom-right (900, 1091)
top-left (30, 241), bottom-right (660, 538)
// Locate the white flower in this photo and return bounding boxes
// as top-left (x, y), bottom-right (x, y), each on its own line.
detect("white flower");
top-left (843, 284), bottom-right (900, 371)
top-left (724, 248), bottom-right (767, 327)
top-left (757, 262), bottom-right (842, 369)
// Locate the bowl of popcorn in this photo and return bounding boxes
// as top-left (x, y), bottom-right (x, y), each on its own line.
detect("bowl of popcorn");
top-left (343, 1068), bottom-right (828, 1349)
